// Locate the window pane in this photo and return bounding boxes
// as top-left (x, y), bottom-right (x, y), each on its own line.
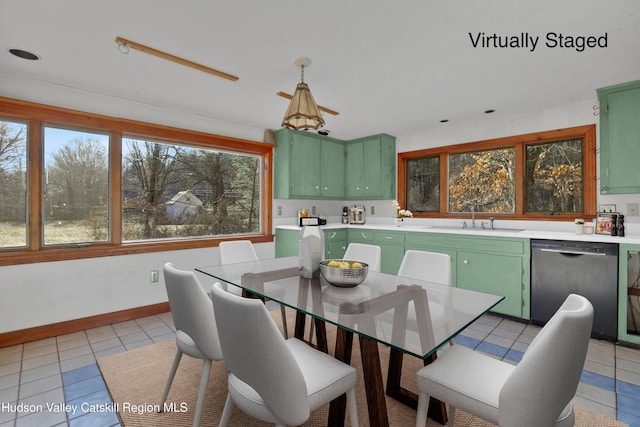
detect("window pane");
top-left (406, 156), bottom-right (439, 212)
top-left (43, 127), bottom-right (110, 245)
top-left (525, 139), bottom-right (583, 213)
top-left (448, 148), bottom-right (515, 213)
top-left (0, 120), bottom-right (28, 248)
top-left (122, 138), bottom-right (261, 241)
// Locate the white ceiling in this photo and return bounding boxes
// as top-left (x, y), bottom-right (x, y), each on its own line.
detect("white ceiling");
top-left (1, 0), bottom-right (639, 140)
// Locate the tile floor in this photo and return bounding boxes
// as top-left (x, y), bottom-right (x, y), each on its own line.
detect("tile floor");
top-left (0, 311), bottom-right (639, 427)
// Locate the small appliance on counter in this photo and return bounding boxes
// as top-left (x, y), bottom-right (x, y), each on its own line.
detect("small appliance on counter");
top-left (341, 206), bottom-right (349, 224)
top-left (299, 216), bottom-right (327, 226)
top-left (349, 206), bottom-right (366, 224)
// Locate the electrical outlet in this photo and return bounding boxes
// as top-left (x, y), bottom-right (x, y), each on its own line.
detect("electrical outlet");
top-left (150, 270), bottom-right (159, 283)
top-left (370, 206), bottom-right (375, 215)
top-left (628, 203), bottom-right (639, 217)
top-left (312, 206), bottom-right (316, 215)
top-left (277, 206), bottom-right (282, 216)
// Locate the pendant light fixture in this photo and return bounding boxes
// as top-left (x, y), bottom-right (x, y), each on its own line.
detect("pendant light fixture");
top-left (281, 57), bottom-right (325, 131)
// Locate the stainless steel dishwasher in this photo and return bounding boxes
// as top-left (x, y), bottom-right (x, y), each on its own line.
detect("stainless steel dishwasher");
top-left (531, 239), bottom-right (619, 341)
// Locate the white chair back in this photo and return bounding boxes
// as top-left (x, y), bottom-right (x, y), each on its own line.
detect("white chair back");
top-left (163, 263), bottom-right (223, 361)
top-left (219, 240), bottom-right (259, 264)
top-left (211, 282), bottom-right (310, 425)
top-left (343, 243), bottom-right (382, 272)
top-left (498, 293), bottom-right (593, 427)
top-left (398, 250), bottom-right (451, 286)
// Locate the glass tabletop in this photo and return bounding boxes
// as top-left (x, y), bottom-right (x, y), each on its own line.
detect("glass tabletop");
top-left (196, 257), bottom-right (504, 359)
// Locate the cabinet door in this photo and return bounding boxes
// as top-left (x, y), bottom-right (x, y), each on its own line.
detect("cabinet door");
top-left (362, 137), bottom-right (382, 198)
top-left (457, 251), bottom-right (523, 317)
top-left (320, 139), bottom-right (345, 198)
top-left (598, 81), bottom-right (640, 194)
top-left (290, 133), bottom-right (321, 197)
top-left (345, 142), bottom-right (364, 198)
top-left (325, 229), bottom-right (347, 259)
top-left (275, 229), bottom-right (300, 257)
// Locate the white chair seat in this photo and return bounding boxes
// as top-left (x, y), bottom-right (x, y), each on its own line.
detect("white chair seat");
top-left (174, 330), bottom-right (207, 359)
top-left (227, 338), bottom-right (357, 424)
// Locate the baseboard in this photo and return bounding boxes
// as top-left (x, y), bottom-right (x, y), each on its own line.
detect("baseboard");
top-left (0, 302), bottom-right (170, 348)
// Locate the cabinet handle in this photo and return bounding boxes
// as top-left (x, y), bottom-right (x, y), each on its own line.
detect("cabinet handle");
top-left (330, 232), bottom-right (336, 238)
top-left (385, 236), bottom-right (393, 239)
top-left (324, 186), bottom-right (328, 190)
top-left (361, 232), bottom-right (367, 239)
top-left (355, 186), bottom-right (360, 190)
top-left (365, 186), bottom-right (369, 190)
top-left (315, 185), bottom-right (320, 189)
top-left (463, 259), bottom-right (469, 264)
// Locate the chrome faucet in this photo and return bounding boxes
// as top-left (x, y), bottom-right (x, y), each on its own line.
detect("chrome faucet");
top-left (471, 204), bottom-right (476, 228)
top-left (489, 217), bottom-right (495, 230)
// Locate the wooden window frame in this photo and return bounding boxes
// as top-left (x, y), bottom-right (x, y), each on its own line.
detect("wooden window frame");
top-left (397, 124), bottom-right (596, 221)
top-left (0, 97), bottom-right (274, 266)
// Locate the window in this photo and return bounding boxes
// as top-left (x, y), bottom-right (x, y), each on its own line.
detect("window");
top-left (0, 98), bottom-right (273, 265)
top-left (122, 138), bottom-right (261, 241)
top-left (43, 126), bottom-right (110, 245)
top-left (0, 119), bottom-right (28, 248)
top-left (398, 125), bottom-right (596, 220)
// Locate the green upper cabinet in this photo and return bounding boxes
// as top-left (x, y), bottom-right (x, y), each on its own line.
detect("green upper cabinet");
top-left (274, 129), bottom-right (395, 200)
top-left (345, 134), bottom-right (396, 200)
top-left (274, 129), bottom-right (345, 199)
top-left (597, 80), bottom-right (640, 194)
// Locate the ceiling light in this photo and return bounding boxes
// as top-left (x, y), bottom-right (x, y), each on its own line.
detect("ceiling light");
top-left (281, 57), bottom-right (325, 131)
top-left (9, 49), bottom-right (39, 60)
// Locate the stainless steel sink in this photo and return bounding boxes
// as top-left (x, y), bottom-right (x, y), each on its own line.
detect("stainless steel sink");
top-left (427, 226), bottom-right (524, 232)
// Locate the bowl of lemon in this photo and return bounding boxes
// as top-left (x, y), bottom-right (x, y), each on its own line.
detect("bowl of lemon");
top-left (319, 259), bottom-right (369, 287)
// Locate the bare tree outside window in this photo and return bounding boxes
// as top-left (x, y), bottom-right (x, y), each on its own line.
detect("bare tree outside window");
top-left (122, 138), bottom-right (261, 241)
top-left (406, 156), bottom-right (439, 212)
top-left (449, 148), bottom-right (515, 213)
top-left (0, 120), bottom-right (28, 248)
top-left (43, 127), bottom-right (110, 245)
top-left (525, 139), bottom-right (583, 213)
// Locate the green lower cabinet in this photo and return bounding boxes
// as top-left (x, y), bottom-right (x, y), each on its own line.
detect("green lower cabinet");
top-left (275, 228), bottom-right (300, 258)
top-left (374, 230), bottom-right (405, 275)
top-left (456, 251), bottom-right (525, 318)
top-left (618, 243), bottom-right (640, 345)
top-left (324, 229), bottom-right (348, 259)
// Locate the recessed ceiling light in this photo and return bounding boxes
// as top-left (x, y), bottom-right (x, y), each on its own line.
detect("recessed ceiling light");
top-left (9, 49), bottom-right (39, 60)
top-left (484, 109), bottom-right (496, 114)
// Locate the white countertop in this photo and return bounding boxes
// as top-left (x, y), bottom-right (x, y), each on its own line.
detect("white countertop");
top-left (275, 222), bottom-right (640, 244)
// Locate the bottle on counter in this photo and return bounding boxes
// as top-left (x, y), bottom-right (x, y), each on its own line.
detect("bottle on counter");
top-left (618, 214), bottom-right (625, 237)
top-left (610, 214), bottom-right (618, 236)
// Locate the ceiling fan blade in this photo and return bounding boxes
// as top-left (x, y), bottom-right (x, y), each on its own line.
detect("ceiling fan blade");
top-left (115, 36), bottom-right (239, 81)
top-left (277, 91), bottom-right (339, 116)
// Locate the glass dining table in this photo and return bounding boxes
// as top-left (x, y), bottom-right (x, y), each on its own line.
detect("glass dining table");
top-left (196, 256), bottom-right (503, 427)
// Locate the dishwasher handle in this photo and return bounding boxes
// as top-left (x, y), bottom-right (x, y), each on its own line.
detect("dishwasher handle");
top-left (539, 248), bottom-right (606, 256)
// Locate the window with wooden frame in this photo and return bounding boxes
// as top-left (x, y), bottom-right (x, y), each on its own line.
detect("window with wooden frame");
top-left (0, 97), bottom-right (274, 266)
top-left (398, 125), bottom-right (596, 221)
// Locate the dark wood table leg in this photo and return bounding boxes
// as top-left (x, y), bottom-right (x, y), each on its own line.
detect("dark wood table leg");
top-left (328, 327), bottom-right (353, 426)
top-left (359, 336), bottom-right (390, 427)
top-left (386, 348), bottom-right (447, 425)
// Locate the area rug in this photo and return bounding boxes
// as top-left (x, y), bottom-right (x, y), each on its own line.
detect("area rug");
top-left (98, 310), bottom-right (627, 426)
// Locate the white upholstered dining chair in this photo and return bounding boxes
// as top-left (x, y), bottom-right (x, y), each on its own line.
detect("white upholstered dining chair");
top-left (343, 242), bottom-right (382, 272)
top-left (397, 250), bottom-right (452, 286)
top-left (415, 293), bottom-right (594, 427)
top-left (160, 263), bottom-right (223, 427)
top-left (210, 282), bottom-right (359, 427)
top-left (219, 239), bottom-right (288, 338)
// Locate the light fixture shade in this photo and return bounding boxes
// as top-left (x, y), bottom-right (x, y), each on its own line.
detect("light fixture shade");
top-left (281, 82), bottom-right (325, 130)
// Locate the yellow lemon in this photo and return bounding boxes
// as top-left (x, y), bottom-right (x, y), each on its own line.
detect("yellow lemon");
top-left (339, 261), bottom-right (351, 269)
top-left (327, 260), bottom-right (341, 268)
top-left (351, 262), bottom-right (363, 268)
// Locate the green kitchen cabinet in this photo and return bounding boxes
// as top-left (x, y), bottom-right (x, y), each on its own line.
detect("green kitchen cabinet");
top-left (405, 232), bottom-right (529, 318)
top-left (275, 228), bottom-right (300, 257)
top-left (618, 243), bottom-right (640, 345)
top-left (345, 134), bottom-right (396, 199)
top-left (274, 129), bottom-right (345, 199)
top-left (324, 228), bottom-right (347, 259)
top-left (374, 230), bottom-right (405, 275)
top-left (597, 80), bottom-right (640, 194)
